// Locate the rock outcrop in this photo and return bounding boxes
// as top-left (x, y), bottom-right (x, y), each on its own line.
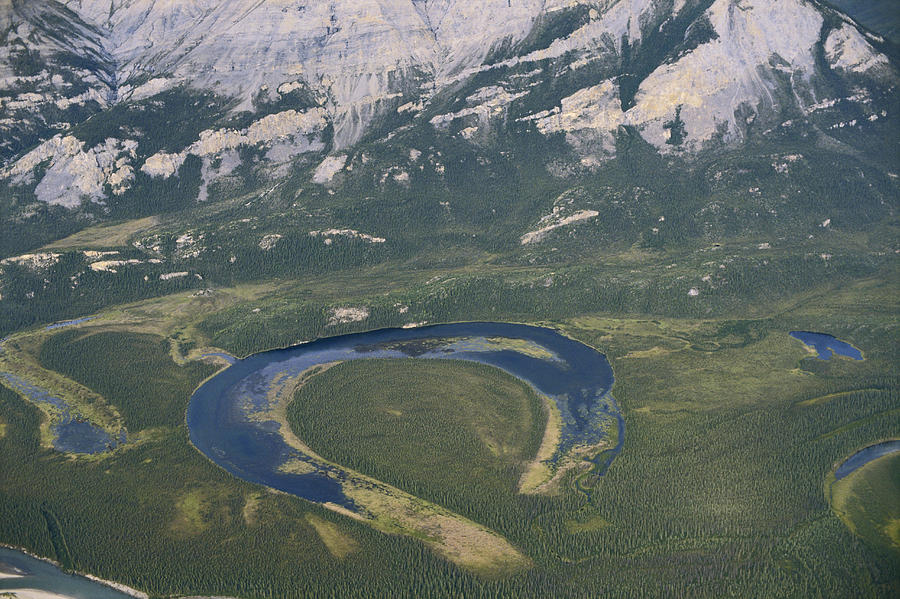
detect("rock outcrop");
top-left (0, 0), bottom-right (114, 162)
top-left (0, 0), bottom-right (894, 208)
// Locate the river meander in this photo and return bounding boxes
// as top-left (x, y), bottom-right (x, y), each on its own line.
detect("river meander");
top-left (834, 440), bottom-right (900, 480)
top-left (187, 322), bottom-right (621, 510)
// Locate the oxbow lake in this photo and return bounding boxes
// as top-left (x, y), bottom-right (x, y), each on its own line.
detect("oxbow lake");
top-left (834, 440), bottom-right (900, 480)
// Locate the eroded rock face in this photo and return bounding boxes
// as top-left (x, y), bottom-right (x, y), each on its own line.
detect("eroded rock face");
top-left (61, 0), bottom-right (560, 148)
top-left (33, 1), bottom-right (899, 152)
top-left (0, 0), bottom-right (114, 162)
top-left (141, 108), bottom-right (328, 179)
top-left (627, 0), bottom-right (826, 150)
top-left (3, 135), bottom-right (138, 207)
top-left (0, 0), bottom-right (895, 208)
top-left (530, 80), bottom-right (624, 156)
top-left (522, 0), bottom-right (893, 154)
top-left (825, 23), bottom-right (891, 74)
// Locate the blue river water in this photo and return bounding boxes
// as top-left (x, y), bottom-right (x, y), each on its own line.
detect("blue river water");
top-left (834, 440), bottom-right (900, 480)
top-left (790, 331), bottom-right (863, 361)
top-left (0, 373), bottom-right (124, 454)
top-left (0, 546), bottom-right (132, 598)
top-left (45, 317), bottom-right (96, 331)
top-left (187, 322), bottom-right (621, 510)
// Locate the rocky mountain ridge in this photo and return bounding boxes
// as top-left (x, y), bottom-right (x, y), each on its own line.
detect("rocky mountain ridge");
top-left (0, 0), bottom-right (896, 223)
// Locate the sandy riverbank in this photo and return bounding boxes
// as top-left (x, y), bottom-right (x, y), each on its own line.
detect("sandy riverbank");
top-left (0, 589), bottom-right (76, 599)
top-left (0, 545), bottom-right (147, 599)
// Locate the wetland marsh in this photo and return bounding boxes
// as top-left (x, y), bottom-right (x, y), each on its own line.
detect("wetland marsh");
top-left (0, 274), bottom-right (896, 597)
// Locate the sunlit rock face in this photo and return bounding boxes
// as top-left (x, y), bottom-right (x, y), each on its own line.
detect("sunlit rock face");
top-left (825, 23), bottom-right (891, 74)
top-left (0, 0), bottom-right (895, 208)
top-left (0, 0), bottom-right (114, 161)
top-left (520, 0), bottom-right (893, 155)
top-left (626, 0), bottom-right (827, 150)
top-left (3, 135), bottom-right (137, 206)
top-left (60, 0), bottom-right (564, 148)
top-left (16, 0), bottom-right (898, 150)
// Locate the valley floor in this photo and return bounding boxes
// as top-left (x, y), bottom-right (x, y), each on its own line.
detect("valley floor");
top-left (0, 263), bottom-right (897, 597)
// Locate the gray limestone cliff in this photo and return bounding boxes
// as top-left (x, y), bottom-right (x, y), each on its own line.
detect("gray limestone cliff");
top-left (0, 0), bottom-right (896, 208)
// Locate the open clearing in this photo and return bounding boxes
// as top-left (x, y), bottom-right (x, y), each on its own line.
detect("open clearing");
top-left (828, 450), bottom-right (900, 558)
top-left (258, 361), bottom-right (535, 577)
top-left (43, 216), bottom-right (160, 250)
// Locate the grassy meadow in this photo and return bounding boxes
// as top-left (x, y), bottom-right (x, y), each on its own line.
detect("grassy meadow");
top-left (288, 358), bottom-right (546, 534)
top-left (829, 452), bottom-right (900, 561)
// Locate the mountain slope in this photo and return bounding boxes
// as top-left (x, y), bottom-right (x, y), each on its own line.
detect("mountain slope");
top-left (826, 0), bottom-right (900, 44)
top-left (0, 0), bottom-right (896, 289)
top-left (0, 0), bottom-right (114, 162)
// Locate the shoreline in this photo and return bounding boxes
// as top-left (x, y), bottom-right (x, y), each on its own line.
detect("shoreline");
top-left (0, 543), bottom-right (148, 599)
top-left (0, 589), bottom-right (74, 599)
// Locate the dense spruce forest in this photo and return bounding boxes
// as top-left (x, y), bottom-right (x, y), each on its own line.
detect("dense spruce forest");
top-left (1, 290), bottom-right (898, 597)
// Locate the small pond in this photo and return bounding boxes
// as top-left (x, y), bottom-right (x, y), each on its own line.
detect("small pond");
top-left (790, 331), bottom-right (863, 361)
top-left (0, 373), bottom-right (124, 454)
top-left (45, 317), bottom-right (96, 331)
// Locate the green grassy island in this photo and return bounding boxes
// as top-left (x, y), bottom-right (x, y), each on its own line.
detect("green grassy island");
top-left (288, 358), bottom-right (547, 529)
